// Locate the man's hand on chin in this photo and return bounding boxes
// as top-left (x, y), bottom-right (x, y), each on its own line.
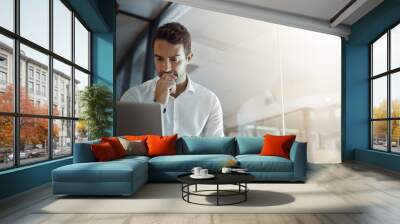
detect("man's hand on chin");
top-left (154, 73), bottom-right (177, 106)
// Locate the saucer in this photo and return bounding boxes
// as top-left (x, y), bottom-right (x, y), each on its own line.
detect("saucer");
top-left (190, 174), bottom-right (215, 179)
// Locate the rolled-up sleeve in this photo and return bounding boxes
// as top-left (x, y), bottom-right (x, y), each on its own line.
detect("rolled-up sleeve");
top-left (202, 95), bottom-right (224, 137)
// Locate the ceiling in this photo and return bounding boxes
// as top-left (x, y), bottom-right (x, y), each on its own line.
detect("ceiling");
top-left (170, 0), bottom-right (384, 37)
top-left (118, 0), bottom-right (169, 20)
top-left (116, 0), bottom-right (384, 127)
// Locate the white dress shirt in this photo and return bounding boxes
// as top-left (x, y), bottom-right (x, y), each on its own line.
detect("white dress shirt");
top-left (120, 76), bottom-right (224, 137)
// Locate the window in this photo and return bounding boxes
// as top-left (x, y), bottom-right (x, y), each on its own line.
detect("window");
top-left (0, 54), bottom-right (7, 88)
top-left (0, 55), bottom-right (7, 67)
top-left (35, 70), bottom-right (40, 81)
top-left (42, 85), bottom-right (46, 97)
top-left (75, 17), bottom-right (90, 70)
top-left (0, 71), bottom-right (6, 85)
top-left (371, 23), bottom-right (400, 154)
top-left (0, 34), bottom-right (13, 113)
top-left (0, 0), bottom-right (91, 170)
top-left (28, 67), bottom-right (34, 80)
top-left (0, 0), bottom-right (14, 32)
top-left (53, 0), bottom-right (72, 60)
top-left (41, 73), bottom-right (46, 82)
top-left (53, 59), bottom-right (72, 117)
top-left (20, 0), bottom-right (49, 49)
top-left (28, 81), bottom-right (34, 94)
top-left (35, 83), bottom-right (40, 95)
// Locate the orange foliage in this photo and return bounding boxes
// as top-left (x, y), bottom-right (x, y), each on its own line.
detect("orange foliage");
top-left (0, 84), bottom-right (59, 149)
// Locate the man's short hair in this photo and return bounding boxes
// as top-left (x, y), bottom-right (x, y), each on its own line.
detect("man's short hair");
top-left (153, 22), bottom-right (191, 56)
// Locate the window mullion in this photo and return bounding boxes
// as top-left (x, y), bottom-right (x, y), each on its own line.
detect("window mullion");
top-left (71, 10), bottom-right (76, 154)
top-left (49, 0), bottom-right (54, 160)
top-left (13, 0), bottom-right (20, 167)
top-left (388, 30), bottom-right (391, 152)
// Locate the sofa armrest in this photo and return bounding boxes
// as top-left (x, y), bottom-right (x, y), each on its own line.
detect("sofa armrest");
top-left (73, 140), bottom-right (100, 163)
top-left (289, 142), bottom-right (307, 181)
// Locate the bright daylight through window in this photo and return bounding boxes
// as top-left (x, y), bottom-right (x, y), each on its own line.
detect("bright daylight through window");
top-left (371, 23), bottom-right (400, 153)
top-left (0, 0), bottom-right (91, 170)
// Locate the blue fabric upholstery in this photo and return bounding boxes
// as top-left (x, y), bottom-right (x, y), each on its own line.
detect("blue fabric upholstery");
top-left (149, 154), bottom-right (235, 173)
top-left (178, 137), bottom-right (236, 155)
top-left (53, 137), bottom-right (307, 196)
top-left (235, 137), bottom-right (263, 155)
top-left (290, 142), bottom-right (307, 181)
top-left (73, 140), bottom-right (100, 163)
top-left (52, 158), bottom-right (148, 195)
top-left (236, 155), bottom-right (293, 172)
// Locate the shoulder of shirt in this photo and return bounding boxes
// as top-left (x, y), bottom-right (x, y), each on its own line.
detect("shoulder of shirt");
top-left (125, 77), bottom-right (157, 93)
top-left (191, 80), bottom-right (219, 99)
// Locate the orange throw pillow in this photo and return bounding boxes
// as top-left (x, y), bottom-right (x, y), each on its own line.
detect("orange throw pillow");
top-left (259, 134), bottom-right (296, 159)
top-left (124, 135), bottom-right (148, 141)
top-left (146, 134), bottom-right (178, 157)
top-left (101, 137), bottom-right (127, 158)
top-left (91, 142), bottom-right (118, 161)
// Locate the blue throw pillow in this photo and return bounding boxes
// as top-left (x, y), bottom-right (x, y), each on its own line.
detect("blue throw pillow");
top-left (179, 137), bottom-right (236, 155)
top-left (236, 137), bottom-right (263, 155)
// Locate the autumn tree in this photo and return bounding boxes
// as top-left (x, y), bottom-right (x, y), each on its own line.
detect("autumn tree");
top-left (372, 99), bottom-right (400, 143)
top-left (0, 84), bottom-right (59, 152)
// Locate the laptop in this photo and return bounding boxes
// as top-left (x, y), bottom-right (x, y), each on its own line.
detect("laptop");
top-left (116, 102), bottom-right (164, 136)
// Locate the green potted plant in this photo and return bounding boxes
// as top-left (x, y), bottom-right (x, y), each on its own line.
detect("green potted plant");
top-left (79, 84), bottom-right (113, 140)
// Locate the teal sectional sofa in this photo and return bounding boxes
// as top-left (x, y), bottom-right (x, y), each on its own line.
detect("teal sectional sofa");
top-left (52, 137), bottom-right (307, 196)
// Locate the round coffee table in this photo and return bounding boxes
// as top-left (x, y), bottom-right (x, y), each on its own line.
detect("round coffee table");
top-left (177, 173), bottom-right (255, 206)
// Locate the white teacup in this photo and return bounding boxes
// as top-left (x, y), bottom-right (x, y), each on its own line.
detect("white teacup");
top-left (199, 169), bottom-right (208, 176)
top-left (191, 167), bottom-right (202, 176)
top-left (221, 167), bottom-right (232, 174)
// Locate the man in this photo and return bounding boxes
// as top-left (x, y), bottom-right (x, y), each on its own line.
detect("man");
top-left (120, 22), bottom-right (224, 137)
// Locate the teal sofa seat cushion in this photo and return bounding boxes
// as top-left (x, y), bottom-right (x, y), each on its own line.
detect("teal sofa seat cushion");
top-left (149, 154), bottom-right (235, 172)
top-left (53, 159), bottom-right (147, 183)
top-left (177, 137), bottom-right (236, 155)
top-left (236, 155), bottom-right (293, 172)
top-left (236, 137), bottom-right (263, 155)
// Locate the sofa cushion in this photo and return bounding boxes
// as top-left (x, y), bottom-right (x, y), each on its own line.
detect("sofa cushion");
top-left (260, 134), bottom-right (296, 159)
top-left (101, 137), bottom-right (127, 158)
top-left (148, 154), bottom-right (235, 172)
top-left (73, 140), bottom-right (100, 163)
top-left (236, 155), bottom-right (293, 172)
top-left (53, 158), bottom-right (147, 183)
top-left (91, 142), bottom-right (118, 161)
top-left (147, 134), bottom-right (178, 157)
top-left (236, 137), bottom-right (263, 155)
top-left (178, 137), bottom-right (236, 155)
top-left (118, 137), bottom-right (147, 156)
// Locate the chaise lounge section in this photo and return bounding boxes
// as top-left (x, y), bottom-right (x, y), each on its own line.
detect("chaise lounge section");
top-left (52, 137), bottom-right (307, 196)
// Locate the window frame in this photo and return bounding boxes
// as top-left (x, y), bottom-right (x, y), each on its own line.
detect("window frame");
top-left (0, 0), bottom-right (92, 171)
top-left (370, 21), bottom-right (400, 154)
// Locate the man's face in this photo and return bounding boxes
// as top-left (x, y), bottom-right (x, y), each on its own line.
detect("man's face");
top-left (154, 39), bottom-right (192, 84)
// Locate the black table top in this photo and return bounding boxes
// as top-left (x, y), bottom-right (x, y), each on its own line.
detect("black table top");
top-left (177, 172), bottom-right (255, 185)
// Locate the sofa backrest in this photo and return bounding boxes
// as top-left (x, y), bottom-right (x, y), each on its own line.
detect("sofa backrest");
top-left (235, 137), bottom-right (263, 155)
top-left (73, 139), bottom-right (100, 163)
top-left (177, 137), bottom-right (236, 155)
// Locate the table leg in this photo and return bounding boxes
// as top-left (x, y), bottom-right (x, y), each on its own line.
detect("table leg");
top-left (217, 184), bottom-right (219, 206)
top-left (245, 183), bottom-right (247, 201)
top-left (195, 184), bottom-right (197, 192)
